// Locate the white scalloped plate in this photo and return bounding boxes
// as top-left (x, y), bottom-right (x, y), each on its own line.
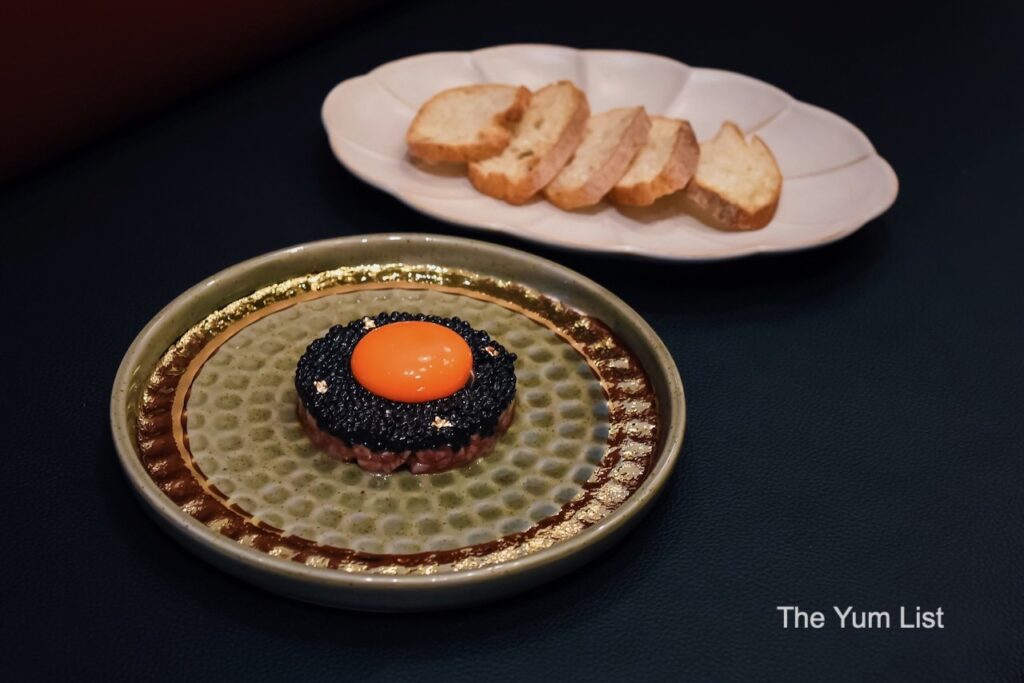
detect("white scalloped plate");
top-left (322, 45), bottom-right (898, 261)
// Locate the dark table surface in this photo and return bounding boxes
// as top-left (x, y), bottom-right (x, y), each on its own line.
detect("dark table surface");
top-left (3, 0), bottom-right (1022, 679)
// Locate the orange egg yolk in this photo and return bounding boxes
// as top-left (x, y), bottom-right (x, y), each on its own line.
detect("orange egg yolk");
top-left (350, 321), bottom-right (473, 403)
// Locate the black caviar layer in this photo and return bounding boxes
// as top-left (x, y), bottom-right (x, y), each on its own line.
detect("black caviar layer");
top-left (294, 312), bottom-right (517, 453)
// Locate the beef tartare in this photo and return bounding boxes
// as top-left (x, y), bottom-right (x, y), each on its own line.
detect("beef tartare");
top-left (294, 312), bottom-right (517, 474)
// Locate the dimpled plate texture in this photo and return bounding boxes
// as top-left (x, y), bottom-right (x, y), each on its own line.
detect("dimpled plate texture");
top-left (322, 44), bottom-right (898, 261)
top-left (111, 234), bottom-right (685, 610)
top-left (187, 289), bottom-right (608, 555)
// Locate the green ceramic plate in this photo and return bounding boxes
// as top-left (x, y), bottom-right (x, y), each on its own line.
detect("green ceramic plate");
top-left (111, 234), bottom-right (684, 610)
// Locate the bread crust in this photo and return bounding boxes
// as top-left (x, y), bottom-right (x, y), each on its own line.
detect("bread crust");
top-left (468, 82), bottom-right (590, 205)
top-left (610, 118), bottom-right (699, 207)
top-left (406, 85), bottom-right (531, 164)
top-left (683, 184), bottom-right (780, 230)
top-left (545, 108), bottom-right (651, 211)
top-left (683, 123), bottom-right (782, 230)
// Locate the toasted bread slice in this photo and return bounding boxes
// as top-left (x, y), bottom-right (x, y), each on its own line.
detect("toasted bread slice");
top-left (544, 107), bottom-right (651, 210)
top-left (610, 116), bottom-right (699, 206)
top-left (468, 81), bottom-right (589, 205)
top-left (406, 84), bottom-right (531, 164)
top-left (683, 121), bottom-right (782, 230)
